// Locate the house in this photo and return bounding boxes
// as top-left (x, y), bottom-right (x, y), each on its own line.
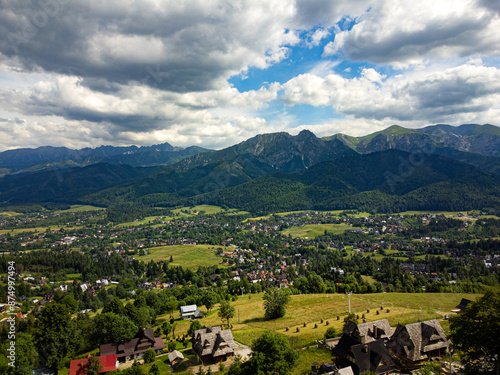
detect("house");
top-left (386, 319), bottom-right (449, 367)
top-left (180, 304), bottom-right (204, 320)
top-left (191, 326), bottom-right (238, 364)
top-left (168, 350), bottom-right (185, 368)
top-left (343, 319), bottom-right (392, 343)
top-left (455, 298), bottom-right (471, 313)
top-left (69, 354), bottom-right (118, 375)
top-left (332, 334), bottom-right (394, 375)
top-left (100, 328), bottom-right (165, 362)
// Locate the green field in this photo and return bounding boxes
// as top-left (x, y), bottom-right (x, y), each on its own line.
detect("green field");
top-left (0, 225), bottom-right (80, 235)
top-left (141, 244), bottom-right (221, 268)
top-left (0, 211), bottom-right (23, 217)
top-left (54, 205), bottom-right (105, 213)
top-left (117, 205), bottom-right (249, 227)
top-left (281, 224), bottom-right (362, 239)
top-left (195, 292), bottom-right (478, 347)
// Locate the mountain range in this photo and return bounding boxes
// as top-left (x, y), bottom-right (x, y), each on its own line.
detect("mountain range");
top-left (1, 123), bottom-right (499, 213)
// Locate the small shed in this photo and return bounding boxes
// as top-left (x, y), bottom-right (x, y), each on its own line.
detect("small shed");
top-left (168, 350), bottom-right (185, 368)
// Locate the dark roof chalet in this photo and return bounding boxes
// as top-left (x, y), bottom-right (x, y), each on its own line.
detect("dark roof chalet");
top-left (100, 328), bottom-right (165, 360)
top-left (388, 319), bottom-right (448, 362)
top-left (192, 326), bottom-right (237, 359)
top-left (456, 298), bottom-right (471, 311)
top-left (343, 319), bottom-right (392, 342)
top-left (350, 340), bottom-right (394, 374)
top-left (334, 334), bottom-right (394, 375)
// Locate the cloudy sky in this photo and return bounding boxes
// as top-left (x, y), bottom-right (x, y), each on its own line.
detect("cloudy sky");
top-left (0, 0), bottom-right (499, 151)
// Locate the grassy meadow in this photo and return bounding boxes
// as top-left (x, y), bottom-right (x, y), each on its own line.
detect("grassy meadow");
top-left (281, 223), bottom-right (362, 239)
top-left (139, 244), bottom-right (221, 268)
top-left (185, 292), bottom-right (478, 348)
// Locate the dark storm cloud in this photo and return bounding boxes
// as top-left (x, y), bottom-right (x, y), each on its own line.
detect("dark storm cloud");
top-left (0, 1), bottom-right (292, 93)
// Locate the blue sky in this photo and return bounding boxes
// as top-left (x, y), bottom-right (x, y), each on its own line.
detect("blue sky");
top-left (0, 0), bottom-right (499, 150)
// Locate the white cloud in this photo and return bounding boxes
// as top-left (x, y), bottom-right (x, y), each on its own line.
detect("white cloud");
top-left (280, 60), bottom-right (500, 124)
top-left (324, 0), bottom-right (500, 66)
top-left (0, 0), bottom-right (499, 151)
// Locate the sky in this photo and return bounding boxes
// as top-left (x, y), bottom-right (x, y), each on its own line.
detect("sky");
top-left (0, 0), bottom-right (499, 151)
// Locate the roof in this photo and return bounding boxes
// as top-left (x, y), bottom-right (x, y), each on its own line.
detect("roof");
top-left (69, 354), bottom-right (117, 375)
top-left (350, 340), bottom-right (394, 374)
top-left (180, 305), bottom-right (198, 314)
top-left (339, 367), bottom-right (355, 375)
top-left (456, 298), bottom-right (471, 310)
top-left (333, 334), bottom-right (362, 358)
top-left (343, 319), bottom-right (392, 341)
top-left (192, 326), bottom-right (237, 359)
top-left (168, 350), bottom-right (185, 363)
top-left (100, 329), bottom-right (165, 359)
top-left (389, 319), bottom-right (448, 362)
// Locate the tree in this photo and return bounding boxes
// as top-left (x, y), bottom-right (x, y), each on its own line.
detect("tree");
top-left (342, 313), bottom-right (358, 330)
top-left (60, 294), bottom-right (79, 313)
top-left (143, 349), bottom-right (155, 364)
top-left (450, 289), bottom-right (500, 375)
top-left (360, 371), bottom-right (377, 375)
top-left (148, 364), bottom-right (160, 375)
top-left (35, 303), bottom-right (79, 375)
top-left (125, 361), bottom-right (144, 375)
top-left (202, 291), bottom-right (217, 313)
top-left (188, 320), bottom-right (203, 338)
top-left (102, 297), bottom-right (124, 315)
top-left (91, 313), bottom-right (138, 346)
top-left (87, 354), bottom-right (103, 375)
top-left (246, 331), bottom-right (298, 374)
top-left (15, 332), bottom-right (38, 375)
top-left (218, 300), bottom-right (235, 328)
top-left (162, 321), bottom-right (173, 337)
top-left (263, 289), bottom-right (291, 320)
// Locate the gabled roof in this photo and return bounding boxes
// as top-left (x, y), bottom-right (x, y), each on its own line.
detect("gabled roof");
top-left (192, 326), bottom-right (237, 359)
top-left (168, 350), bottom-right (185, 363)
top-left (180, 305), bottom-right (197, 313)
top-left (333, 334), bottom-right (362, 358)
top-left (100, 329), bottom-right (165, 359)
top-left (343, 319), bottom-right (392, 341)
top-left (69, 354), bottom-right (117, 375)
top-left (456, 298), bottom-right (471, 310)
top-left (390, 319), bottom-right (448, 362)
top-left (350, 340), bottom-right (394, 374)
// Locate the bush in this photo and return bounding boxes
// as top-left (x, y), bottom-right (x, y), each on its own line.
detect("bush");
top-left (324, 327), bottom-right (337, 339)
top-left (143, 349), bottom-right (155, 364)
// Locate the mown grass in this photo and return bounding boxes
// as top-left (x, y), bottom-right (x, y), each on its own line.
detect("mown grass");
top-left (281, 224), bottom-right (362, 239)
top-left (292, 347), bottom-right (334, 375)
top-left (191, 292), bottom-right (478, 347)
top-left (141, 245), bottom-right (221, 268)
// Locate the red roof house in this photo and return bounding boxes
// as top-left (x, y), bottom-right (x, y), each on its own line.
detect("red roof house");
top-left (69, 354), bottom-right (118, 375)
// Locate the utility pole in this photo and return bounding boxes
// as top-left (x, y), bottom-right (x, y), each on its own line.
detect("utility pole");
top-left (240, 286), bottom-right (244, 298)
top-left (346, 291), bottom-right (352, 313)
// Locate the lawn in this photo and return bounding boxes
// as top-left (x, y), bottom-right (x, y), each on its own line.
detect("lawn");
top-left (281, 224), bottom-right (362, 239)
top-left (292, 347), bottom-right (335, 375)
top-left (141, 245), bottom-right (221, 268)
